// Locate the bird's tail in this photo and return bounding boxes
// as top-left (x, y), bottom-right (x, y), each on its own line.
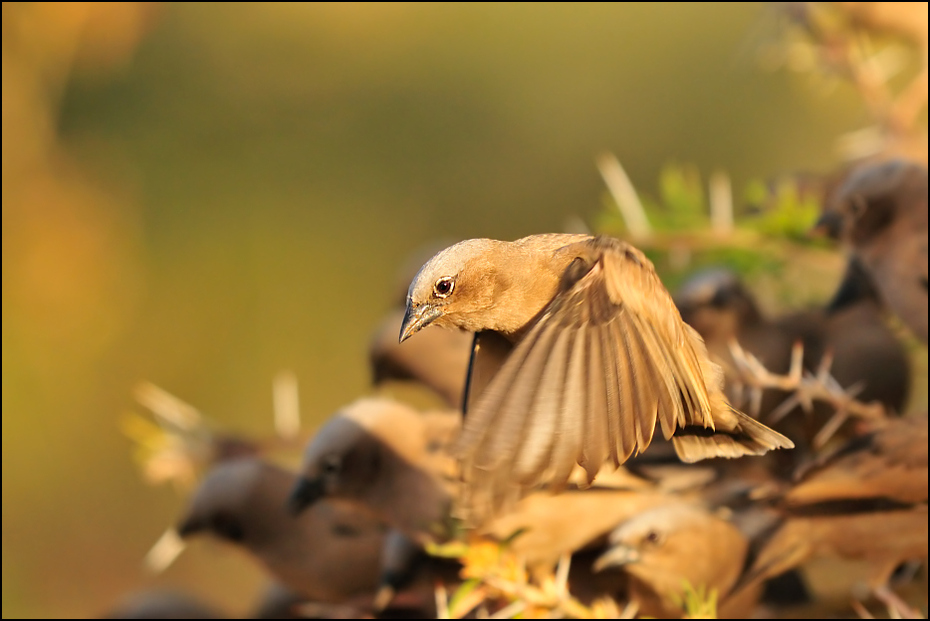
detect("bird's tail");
top-left (673, 407), bottom-right (795, 463)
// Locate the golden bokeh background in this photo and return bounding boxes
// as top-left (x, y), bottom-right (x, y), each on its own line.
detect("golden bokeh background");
top-left (2, 3), bottom-right (924, 617)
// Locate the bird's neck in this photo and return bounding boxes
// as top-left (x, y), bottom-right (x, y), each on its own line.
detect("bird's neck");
top-left (482, 245), bottom-right (570, 338)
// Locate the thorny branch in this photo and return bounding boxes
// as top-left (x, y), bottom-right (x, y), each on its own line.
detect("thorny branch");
top-left (431, 543), bottom-right (631, 620)
top-left (727, 339), bottom-right (888, 448)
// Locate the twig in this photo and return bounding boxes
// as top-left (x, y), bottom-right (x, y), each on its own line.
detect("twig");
top-left (727, 340), bottom-right (887, 447)
top-left (873, 584), bottom-right (922, 620)
top-left (435, 581), bottom-right (450, 620)
top-left (143, 528), bottom-right (186, 574)
top-left (488, 600), bottom-right (527, 620)
top-left (852, 599), bottom-right (876, 620)
top-left (273, 370), bottom-right (301, 439)
top-left (619, 599), bottom-right (640, 619)
top-left (596, 152), bottom-right (652, 240)
top-left (554, 553), bottom-right (571, 598)
top-left (134, 382), bottom-right (202, 431)
top-left (709, 170), bottom-right (734, 235)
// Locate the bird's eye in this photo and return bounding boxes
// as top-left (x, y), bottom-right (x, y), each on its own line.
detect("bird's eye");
top-left (644, 530), bottom-right (663, 546)
top-left (322, 455), bottom-right (341, 475)
top-left (433, 277), bottom-right (455, 298)
top-left (850, 195), bottom-right (867, 218)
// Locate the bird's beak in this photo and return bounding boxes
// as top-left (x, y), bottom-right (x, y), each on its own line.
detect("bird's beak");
top-left (398, 303), bottom-right (442, 343)
top-left (592, 544), bottom-right (640, 572)
top-left (810, 211), bottom-right (843, 239)
top-left (287, 476), bottom-right (326, 515)
top-left (176, 516), bottom-right (204, 538)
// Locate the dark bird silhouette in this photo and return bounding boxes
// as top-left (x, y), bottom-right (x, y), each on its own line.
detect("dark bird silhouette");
top-left (288, 397), bottom-right (459, 545)
top-left (177, 458), bottom-right (386, 605)
top-left (817, 159), bottom-right (928, 343)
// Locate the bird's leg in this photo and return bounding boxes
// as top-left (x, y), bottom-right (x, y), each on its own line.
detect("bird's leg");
top-left (872, 583), bottom-right (923, 620)
top-left (461, 332), bottom-right (481, 416)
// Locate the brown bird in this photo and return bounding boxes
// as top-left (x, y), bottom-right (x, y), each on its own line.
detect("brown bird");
top-left (178, 457), bottom-right (387, 605)
top-left (736, 414), bottom-right (929, 614)
top-left (484, 477), bottom-right (705, 571)
top-left (817, 159), bottom-right (928, 343)
top-left (288, 397), bottom-right (459, 545)
top-left (400, 234), bottom-right (793, 518)
top-left (288, 398), bottom-right (465, 615)
top-left (593, 502), bottom-right (759, 619)
top-left (676, 266), bottom-right (911, 453)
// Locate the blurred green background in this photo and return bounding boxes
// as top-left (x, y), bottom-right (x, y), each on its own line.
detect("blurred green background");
top-left (2, 3), bottom-right (920, 617)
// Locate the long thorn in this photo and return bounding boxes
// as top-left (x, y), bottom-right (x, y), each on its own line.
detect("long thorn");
top-left (596, 152), bottom-right (652, 240)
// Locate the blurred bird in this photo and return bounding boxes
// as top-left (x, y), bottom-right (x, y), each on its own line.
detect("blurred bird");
top-left (785, 413), bottom-right (928, 507)
top-left (593, 502), bottom-right (759, 619)
top-left (737, 414), bottom-right (929, 613)
top-left (288, 398), bottom-right (469, 615)
top-left (817, 159), bottom-right (928, 343)
top-left (248, 582), bottom-right (307, 619)
top-left (676, 266), bottom-right (910, 451)
top-left (249, 581), bottom-right (376, 620)
top-left (400, 234), bottom-right (792, 519)
top-left (369, 307), bottom-right (473, 409)
top-left (486, 483), bottom-right (701, 571)
top-left (177, 458), bottom-right (386, 605)
top-left (289, 397), bottom-right (459, 544)
top-left (102, 590), bottom-right (226, 619)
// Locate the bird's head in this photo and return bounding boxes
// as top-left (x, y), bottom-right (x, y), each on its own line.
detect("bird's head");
top-left (400, 238), bottom-right (505, 341)
top-left (593, 512), bottom-right (669, 574)
top-left (675, 268), bottom-right (760, 339)
top-left (288, 413), bottom-right (383, 515)
top-left (177, 459), bottom-right (273, 544)
top-left (594, 502), bottom-right (744, 603)
top-left (815, 159), bottom-right (916, 244)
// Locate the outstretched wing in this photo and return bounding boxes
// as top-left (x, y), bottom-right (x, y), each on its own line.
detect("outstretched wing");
top-left (453, 237), bottom-right (722, 519)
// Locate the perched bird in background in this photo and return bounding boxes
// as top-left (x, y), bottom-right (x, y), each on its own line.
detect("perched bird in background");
top-left (288, 398), bottom-right (464, 615)
top-left (736, 414), bottom-right (929, 613)
top-left (675, 266), bottom-right (910, 451)
top-left (593, 502), bottom-right (759, 619)
top-left (484, 477), bottom-right (708, 571)
top-left (400, 234), bottom-right (792, 520)
top-left (817, 159), bottom-right (928, 343)
top-left (288, 397), bottom-right (459, 544)
top-left (369, 307), bottom-right (473, 409)
top-left (177, 458), bottom-right (386, 605)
